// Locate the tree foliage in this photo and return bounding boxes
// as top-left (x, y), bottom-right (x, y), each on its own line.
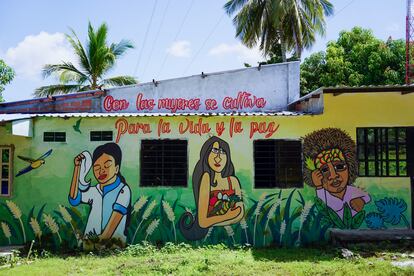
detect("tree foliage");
top-left (300, 27), bottom-right (405, 94)
top-left (35, 22), bottom-right (137, 97)
top-left (0, 60), bottom-right (15, 102)
top-left (224, 0), bottom-right (333, 61)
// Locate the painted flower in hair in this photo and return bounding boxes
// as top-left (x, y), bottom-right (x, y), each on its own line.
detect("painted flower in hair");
top-left (375, 197), bottom-right (407, 225)
top-left (365, 213), bottom-right (385, 230)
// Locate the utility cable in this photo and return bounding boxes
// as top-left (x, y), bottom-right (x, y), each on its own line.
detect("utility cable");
top-left (132, 0), bottom-right (159, 78)
top-left (142, 0), bottom-right (171, 78)
top-left (329, 0), bottom-right (356, 20)
top-left (156, 0), bottom-right (195, 78)
top-left (182, 13), bottom-right (225, 75)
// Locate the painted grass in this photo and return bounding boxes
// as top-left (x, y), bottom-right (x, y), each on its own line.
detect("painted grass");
top-left (1, 245), bottom-right (414, 275)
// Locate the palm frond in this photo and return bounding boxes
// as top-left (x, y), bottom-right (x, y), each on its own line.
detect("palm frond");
top-left (59, 70), bottom-right (88, 84)
top-left (110, 39), bottom-right (134, 57)
top-left (34, 84), bottom-right (84, 97)
top-left (87, 22), bottom-right (115, 83)
top-left (223, 0), bottom-right (250, 15)
top-left (100, 76), bottom-right (138, 87)
top-left (42, 62), bottom-right (89, 81)
top-left (66, 30), bottom-right (91, 74)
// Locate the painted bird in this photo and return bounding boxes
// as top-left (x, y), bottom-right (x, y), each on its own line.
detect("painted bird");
top-left (16, 149), bottom-right (53, 177)
top-left (73, 118), bottom-right (82, 134)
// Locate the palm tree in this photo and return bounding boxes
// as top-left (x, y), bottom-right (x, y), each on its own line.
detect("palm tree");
top-left (224, 0), bottom-right (333, 61)
top-left (35, 22), bottom-right (137, 97)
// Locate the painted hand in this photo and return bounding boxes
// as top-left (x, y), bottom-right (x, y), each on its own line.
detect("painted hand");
top-left (74, 153), bottom-right (85, 166)
top-left (311, 169), bottom-right (324, 189)
top-left (350, 197), bottom-right (365, 212)
top-left (226, 206), bottom-right (241, 219)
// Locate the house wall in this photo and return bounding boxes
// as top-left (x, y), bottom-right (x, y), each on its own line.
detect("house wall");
top-left (0, 91), bottom-right (412, 248)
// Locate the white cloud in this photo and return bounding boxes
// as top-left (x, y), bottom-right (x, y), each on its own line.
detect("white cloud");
top-left (166, 40), bottom-right (191, 58)
top-left (209, 43), bottom-right (263, 65)
top-left (2, 32), bottom-right (76, 80)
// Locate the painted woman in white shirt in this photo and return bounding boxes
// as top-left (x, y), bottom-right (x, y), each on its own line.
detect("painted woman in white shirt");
top-left (68, 143), bottom-right (131, 243)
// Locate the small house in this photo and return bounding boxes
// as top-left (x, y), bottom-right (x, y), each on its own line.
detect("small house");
top-left (0, 62), bottom-right (412, 248)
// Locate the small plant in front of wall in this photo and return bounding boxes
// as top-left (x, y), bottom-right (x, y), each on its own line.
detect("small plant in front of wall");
top-left (82, 231), bottom-right (124, 252)
top-left (365, 197), bottom-right (409, 229)
top-left (314, 197), bottom-right (365, 229)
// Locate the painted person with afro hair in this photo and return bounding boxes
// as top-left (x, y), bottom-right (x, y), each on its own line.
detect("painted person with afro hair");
top-left (303, 128), bottom-right (370, 219)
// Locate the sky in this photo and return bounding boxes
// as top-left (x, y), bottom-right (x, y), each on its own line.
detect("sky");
top-left (0, 0), bottom-right (406, 102)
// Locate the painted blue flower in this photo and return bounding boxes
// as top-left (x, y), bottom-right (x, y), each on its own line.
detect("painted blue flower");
top-left (375, 197), bottom-right (407, 225)
top-left (365, 213), bottom-right (385, 229)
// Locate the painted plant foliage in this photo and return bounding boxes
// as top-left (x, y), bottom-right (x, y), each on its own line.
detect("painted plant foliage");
top-left (303, 128), bottom-right (371, 229)
top-left (365, 197), bottom-right (410, 229)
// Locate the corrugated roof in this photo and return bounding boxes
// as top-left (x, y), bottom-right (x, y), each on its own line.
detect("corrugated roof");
top-left (0, 114), bottom-right (35, 122)
top-left (0, 111), bottom-right (305, 122)
top-left (323, 85), bottom-right (414, 94)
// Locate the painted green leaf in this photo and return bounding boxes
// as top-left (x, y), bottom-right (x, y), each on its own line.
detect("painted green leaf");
top-left (314, 197), bottom-right (326, 213)
top-left (351, 210), bottom-right (366, 229)
top-left (305, 156), bottom-right (316, 171)
top-left (343, 203), bottom-right (352, 228)
top-left (327, 206), bottom-right (345, 229)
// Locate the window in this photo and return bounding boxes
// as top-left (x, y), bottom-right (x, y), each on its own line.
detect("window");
top-left (140, 139), bottom-right (188, 187)
top-left (254, 140), bottom-right (303, 189)
top-left (0, 146), bottom-right (13, 196)
top-left (357, 127), bottom-right (407, 177)
top-left (90, 131), bottom-right (113, 141)
top-left (43, 132), bottom-right (66, 142)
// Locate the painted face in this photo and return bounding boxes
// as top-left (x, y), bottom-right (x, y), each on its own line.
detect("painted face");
top-left (93, 153), bottom-right (119, 184)
top-left (208, 142), bottom-right (227, 173)
top-left (320, 160), bottom-right (349, 194)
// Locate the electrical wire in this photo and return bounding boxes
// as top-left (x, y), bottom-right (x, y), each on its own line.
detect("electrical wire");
top-left (132, 0), bottom-right (159, 78)
top-left (182, 13), bottom-right (225, 75)
top-left (142, 0), bottom-right (171, 78)
top-left (329, 0), bottom-right (356, 20)
top-left (156, 0), bottom-right (195, 78)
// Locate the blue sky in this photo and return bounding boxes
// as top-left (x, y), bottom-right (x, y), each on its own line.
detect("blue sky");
top-left (0, 0), bottom-right (405, 102)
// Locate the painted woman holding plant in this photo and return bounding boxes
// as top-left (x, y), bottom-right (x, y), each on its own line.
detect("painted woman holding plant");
top-left (68, 142), bottom-right (131, 243)
top-left (303, 128), bottom-right (370, 219)
top-left (179, 136), bottom-right (244, 241)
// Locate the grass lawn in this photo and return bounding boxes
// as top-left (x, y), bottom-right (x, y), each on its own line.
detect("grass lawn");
top-left (1, 244), bottom-right (414, 275)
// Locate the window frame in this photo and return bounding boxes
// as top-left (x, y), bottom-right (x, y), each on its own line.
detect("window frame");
top-left (43, 132), bottom-right (66, 142)
top-left (140, 139), bottom-right (188, 188)
top-left (356, 127), bottom-right (408, 177)
top-left (0, 145), bottom-right (14, 197)
top-left (253, 139), bottom-right (303, 189)
top-left (90, 131), bottom-right (113, 142)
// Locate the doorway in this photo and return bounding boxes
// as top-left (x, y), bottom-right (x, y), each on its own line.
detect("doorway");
top-left (407, 127), bottom-right (414, 229)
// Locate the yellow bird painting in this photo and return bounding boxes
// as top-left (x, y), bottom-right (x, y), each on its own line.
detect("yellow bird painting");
top-left (16, 149), bottom-right (53, 177)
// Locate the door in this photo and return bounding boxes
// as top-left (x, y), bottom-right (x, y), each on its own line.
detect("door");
top-left (407, 127), bottom-right (414, 229)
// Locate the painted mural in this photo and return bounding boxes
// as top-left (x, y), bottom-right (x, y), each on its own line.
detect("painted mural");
top-left (68, 143), bottom-right (131, 243)
top-left (0, 113), bottom-right (412, 250)
top-left (15, 149), bottom-right (53, 177)
top-left (303, 128), bottom-right (370, 229)
top-left (179, 136), bottom-right (244, 241)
